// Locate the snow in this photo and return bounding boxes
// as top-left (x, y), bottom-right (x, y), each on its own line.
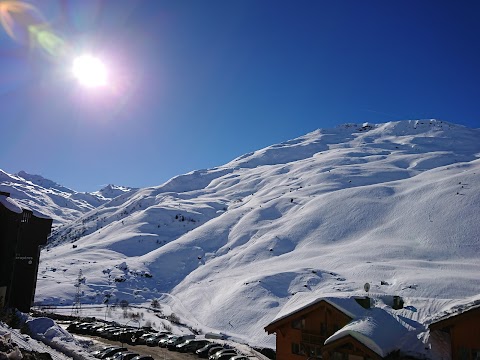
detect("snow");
top-left (0, 170), bottom-right (135, 227)
top-left (0, 193), bottom-right (23, 213)
top-left (1, 119), bottom-right (480, 358)
top-left (0, 318), bottom-right (93, 360)
top-left (324, 306), bottom-right (420, 358)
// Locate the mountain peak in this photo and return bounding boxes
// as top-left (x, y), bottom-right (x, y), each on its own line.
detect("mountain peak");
top-left (16, 171), bottom-right (74, 194)
top-left (95, 183), bottom-right (136, 199)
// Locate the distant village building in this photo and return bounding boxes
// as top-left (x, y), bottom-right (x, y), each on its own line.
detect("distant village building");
top-left (429, 303), bottom-right (480, 360)
top-left (0, 191), bottom-right (52, 312)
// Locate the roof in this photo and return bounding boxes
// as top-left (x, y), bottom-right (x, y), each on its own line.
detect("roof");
top-left (0, 193), bottom-right (52, 220)
top-left (265, 292), bottom-right (428, 358)
top-left (324, 307), bottom-right (414, 358)
top-left (429, 299), bottom-right (480, 330)
top-left (265, 292), bottom-right (366, 330)
top-left (0, 193), bottom-right (23, 214)
top-left (426, 294), bottom-right (480, 328)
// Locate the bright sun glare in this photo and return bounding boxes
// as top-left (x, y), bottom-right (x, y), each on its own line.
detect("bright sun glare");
top-left (72, 55), bottom-right (108, 88)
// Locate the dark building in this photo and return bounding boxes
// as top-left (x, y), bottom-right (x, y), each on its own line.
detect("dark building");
top-left (0, 191), bottom-right (52, 312)
top-left (429, 304), bottom-right (480, 360)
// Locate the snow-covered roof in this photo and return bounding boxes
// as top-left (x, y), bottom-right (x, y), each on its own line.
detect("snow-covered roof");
top-left (267, 292), bottom-right (429, 358)
top-left (267, 292), bottom-right (367, 327)
top-left (427, 293), bottom-right (480, 326)
top-left (0, 193), bottom-right (52, 220)
top-left (324, 307), bottom-right (413, 358)
top-left (0, 193), bottom-right (23, 214)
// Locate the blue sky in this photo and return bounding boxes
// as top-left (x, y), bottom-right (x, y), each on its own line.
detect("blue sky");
top-left (1, 0), bottom-right (479, 192)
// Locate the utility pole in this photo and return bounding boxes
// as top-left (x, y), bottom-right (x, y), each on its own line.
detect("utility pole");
top-left (72, 269), bottom-right (83, 318)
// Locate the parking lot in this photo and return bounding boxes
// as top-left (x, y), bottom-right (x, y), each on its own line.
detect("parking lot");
top-left (85, 335), bottom-right (198, 360)
top-left (65, 321), bottom-right (266, 360)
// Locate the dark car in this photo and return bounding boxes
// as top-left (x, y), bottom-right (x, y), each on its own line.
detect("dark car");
top-left (92, 346), bottom-right (117, 358)
top-left (196, 344), bottom-right (222, 358)
top-left (176, 339), bottom-right (210, 353)
top-left (146, 333), bottom-right (170, 346)
top-left (159, 335), bottom-right (177, 348)
top-left (216, 355), bottom-right (238, 360)
top-left (167, 335), bottom-right (195, 351)
top-left (229, 356), bottom-right (248, 360)
top-left (67, 321), bottom-right (81, 333)
top-left (113, 352), bottom-right (140, 360)
top-left (209, 349), bottom-right (237, 360)
top-left (135, 332), bottom-right (156, 345)
top-left (106, 351), bottom-right (136, 360)
top-left (99, 347), bottom-right (128, 359)
top-left (131, 356), bottom-right (154, 360)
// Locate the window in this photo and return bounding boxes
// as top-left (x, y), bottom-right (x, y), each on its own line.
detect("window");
top-left (292, 343), bottom-right (300, 355)
top-left (292, 317), bottom-right (305, 329)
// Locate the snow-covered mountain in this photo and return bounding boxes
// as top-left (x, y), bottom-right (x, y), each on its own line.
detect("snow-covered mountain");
top-left (0, 170), bottom-right (135, 227)
top-left (4, 119), bottom-right (480, 352)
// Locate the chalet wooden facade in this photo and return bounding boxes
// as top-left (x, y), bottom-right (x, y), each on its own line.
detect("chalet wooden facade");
top-left (264, 299), bottom-right (353, 360)
top-left (321, 335), bottom-right (381, 360)
top-left (429, 305), bottom-right (480, 360)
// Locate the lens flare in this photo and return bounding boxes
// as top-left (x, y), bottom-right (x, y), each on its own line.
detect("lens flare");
top-left (0, 0), bottom-right (68, 58)
top-left (0, 0), bottom-right (42, 42)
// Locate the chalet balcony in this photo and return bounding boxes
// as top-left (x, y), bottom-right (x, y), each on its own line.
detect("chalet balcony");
top-left (301, 331), bottom-right (326, 346)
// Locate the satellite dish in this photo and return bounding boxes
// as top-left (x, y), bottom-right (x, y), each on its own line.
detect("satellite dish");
top-left (364, 282), bottom-right (370, 293)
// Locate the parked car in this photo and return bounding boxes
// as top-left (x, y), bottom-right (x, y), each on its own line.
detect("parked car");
top-left (95, 347), bottom-right (122, 359)
top-left (209, 349), bottom-right (237, 360)
top-left (196, 344), bottom-right (222, 358)
top-left (136, 332), bottom-right (155, 345)
top-left (146, 333), bottom-right (170, 346)
top-left (92, 346), bottom-right (116, 358)
top-left (159, 335), bottom-right (177, 348)
top-left (106, 351), bottom-right (129, 360)
top-left (206, 346), bottom-right (227, 358)
top-left (131, 356), bottom-right (154, 360)
top-left (99, 347), bottom-right (128, 359)
top-left (67, 321), bottom-right (81, 332)
top-left (101, 326), bottom-right (122, 339)
top-left (110, 352), bottom-right (140, 360)
top-left (176, 339), bottom-right (210, 353)
top-left (167, 335), bottom-right (195, 350)
top-left (74, 322), bottom-right (92, 334)
top-left (229, 356), bottom-right (248, 360)
top-left (216, 354), bottom-right (238, 360)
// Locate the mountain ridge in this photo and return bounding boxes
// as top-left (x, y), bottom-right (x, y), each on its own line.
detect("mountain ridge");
top-left (0, 169), bottom-right (135, 227)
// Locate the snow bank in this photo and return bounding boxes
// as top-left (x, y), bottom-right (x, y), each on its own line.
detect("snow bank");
top-left (26, 317), bottom-right (94, 360)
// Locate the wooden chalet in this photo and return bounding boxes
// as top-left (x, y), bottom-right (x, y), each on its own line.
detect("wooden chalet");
top-left (429, 303), bottom-right (480, 360)
top-left (265, 296), bottom-right (363, 360)
top-left (265, 294), bottom-right (421, 360)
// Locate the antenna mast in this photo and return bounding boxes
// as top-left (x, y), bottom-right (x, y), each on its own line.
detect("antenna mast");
top-left (72, 269), bottom-right (83, 318)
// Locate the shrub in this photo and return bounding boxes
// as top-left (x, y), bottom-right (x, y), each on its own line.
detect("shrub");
top-left (167, 313), bottom-right (179, 324)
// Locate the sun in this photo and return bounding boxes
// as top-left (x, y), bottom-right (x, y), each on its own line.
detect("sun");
top-left (72, 54), bottom-right (108, 88)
